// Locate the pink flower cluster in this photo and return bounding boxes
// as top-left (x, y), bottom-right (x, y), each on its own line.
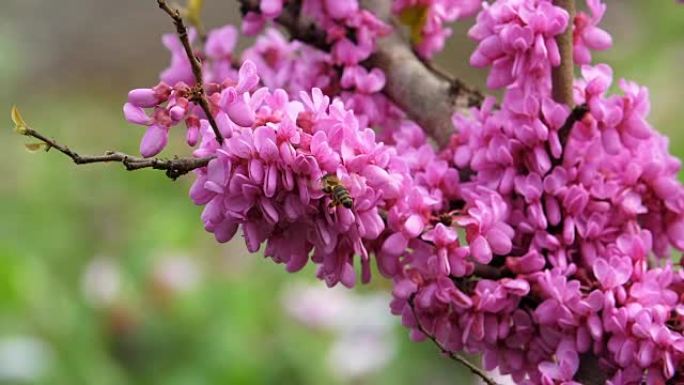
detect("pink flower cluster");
top-left (393, 66), bottom-right (684, 383)
top-left (247, 1), bottom-right (406, 136)
top-left (245, 0), bottom-right (390, 72)
top-left (189, 79), bottom-right (406, 288)
top-left (124, 26), bottom-right (241, 157)
top-left (122, 0), bottom-right (684, 383)
top-left (387, 0), bottom-right (684, 383)
top-left (242, 28), bottom-right (403, 135)
top-left (469, 0), bottom-right (568, 91)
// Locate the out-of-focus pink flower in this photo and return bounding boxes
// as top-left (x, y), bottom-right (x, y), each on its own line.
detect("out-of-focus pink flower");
top-left (573, 0), bottom-right (612, 65)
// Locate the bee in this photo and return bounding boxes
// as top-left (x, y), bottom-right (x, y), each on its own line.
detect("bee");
top-left (321, 173), bottom-right (354, 209)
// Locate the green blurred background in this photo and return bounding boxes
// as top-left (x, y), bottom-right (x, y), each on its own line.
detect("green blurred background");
top-left (0, 1), bottom-right (682, 384)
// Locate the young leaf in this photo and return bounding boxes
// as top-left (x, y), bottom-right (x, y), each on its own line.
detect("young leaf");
top-left (11, 105), bottom-right (29, 135)
top-left (398, 5), bottom-right (429, 45)
top-left (186, 0), bottom-right (204, 28)
top-left (24, 142), bottom-right (49, 153)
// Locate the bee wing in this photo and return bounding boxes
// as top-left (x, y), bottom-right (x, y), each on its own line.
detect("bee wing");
top-left (309, 173), bottom-right (327, 193)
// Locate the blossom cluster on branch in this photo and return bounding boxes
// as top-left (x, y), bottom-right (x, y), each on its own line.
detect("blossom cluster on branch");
top-left (22, 0), bottom-right (684, 384)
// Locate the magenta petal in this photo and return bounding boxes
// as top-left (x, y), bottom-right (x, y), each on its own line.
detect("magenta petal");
top-left (381, 232), bottom-right (408, 256)
top-left (264, 164), bottom-right (278, 198)
top-left (584, 26), bottom-right (612, 50)
top-left (470, 235), bottom-right (493, 264)
top-left (215, 112), bottom-right (233, 138)
top-left (363, 164), bottom-right (392, 186)
top-left (286, 249), bottom-right (308, 273)
top-left (667, 218), bottom-right (684, 250)
top-left (227, 97), bottom-right (255, 127)
top-left (128, 88), bottom-right (159, 107)
top-left (340, 262), bottom-right (356, 288)
top-left (123, 103), bottom-right (150, 125)
top-left (486, 227), bottom-right (512, 255)
top-left (324, 0), bottom-right (358, 19)
top-left (237, 60), bottom-right (260, 93)
top-left (392, 279), bottom-right (417, 299)
top-left (205, 25), bottom-right (237, 59)
top-left (637, 341), bottom-right (655, 368)
top-left (242, 222), bottom-right (262, 253)
top-left (259, 0), bottom-right (283, 17)
top-left (214, 220), bottom-right (238, 243)
top-left (140, 125), bottom-right (168, 158)
top-left (404, 214), bottom-right (424, 238)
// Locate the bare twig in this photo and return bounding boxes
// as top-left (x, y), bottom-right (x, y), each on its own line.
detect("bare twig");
top-left (551, 0), bottom-right (576, 108)
top-left (407, 296), bottom-right (499, 385)
top-left (156, 0), bottom-right (223, 144)
top-left (19, 126), bottom-right (213, 180)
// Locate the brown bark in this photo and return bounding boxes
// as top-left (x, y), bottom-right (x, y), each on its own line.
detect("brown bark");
top-left (551, 0), bottom-right (576, 108)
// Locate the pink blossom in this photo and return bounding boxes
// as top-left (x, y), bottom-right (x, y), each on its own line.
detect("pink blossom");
top-left (469, 0), bottom-right (568, 90)
top-left (573, 0), bottom-right (612, 65)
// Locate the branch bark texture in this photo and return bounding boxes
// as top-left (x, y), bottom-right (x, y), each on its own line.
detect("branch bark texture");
top-left (367, 33), bottom-right (484, 146)
top-left (552, 0), bottom-right (576, 108)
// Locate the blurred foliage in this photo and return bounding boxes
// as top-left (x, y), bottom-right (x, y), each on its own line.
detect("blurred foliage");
top-left (0, 1), bottom-right (682, 384)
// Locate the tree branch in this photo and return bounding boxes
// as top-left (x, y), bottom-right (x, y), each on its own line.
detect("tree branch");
top-left (18, 125), bottom-right (213, 180)
top-left (156, 0), bottom-right (224, 144)
top-left (550, 2), bottom-right (607, 384)
top-left (237, 0), bottom-right (484, 147)
top-left (407, 296), bottom-right (499, 385)
top-left (368, 31), bottom-right (484, 146)
top-left (551, 0), bottom-right (576, 108)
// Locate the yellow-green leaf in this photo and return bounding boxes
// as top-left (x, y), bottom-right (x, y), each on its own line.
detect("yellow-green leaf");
top-left (11, 105), bottom-right (29, 135)
top-left (24, 142), bottom-right (49, 153)
top-left (186, 0), bottom-right (204, 27)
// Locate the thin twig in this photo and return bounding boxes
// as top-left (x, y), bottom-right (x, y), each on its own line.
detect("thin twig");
top-left (407, 296), bottom-right (499, 385)
top-left (21, 126), bottom-right (213, 180)
top-left (156, 0), bottom-right (223, 144)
